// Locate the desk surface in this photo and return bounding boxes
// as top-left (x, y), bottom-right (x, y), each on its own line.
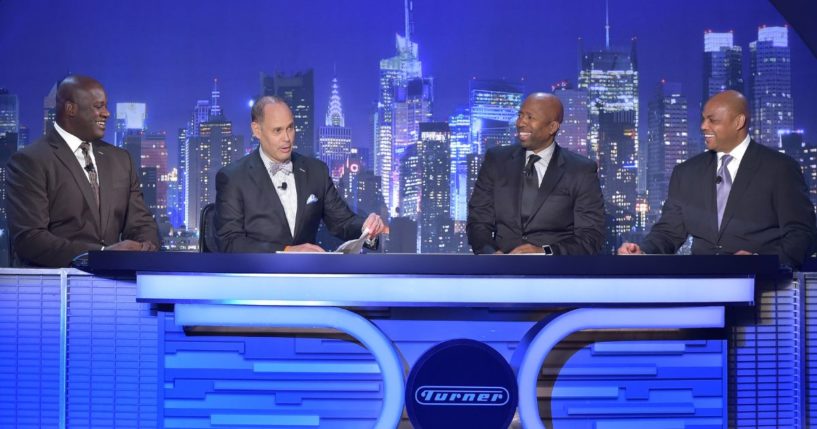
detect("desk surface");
top-left (84, 252), bottom-right (779, 277)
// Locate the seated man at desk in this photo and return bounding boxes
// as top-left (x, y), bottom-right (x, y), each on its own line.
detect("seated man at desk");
top-left (215, 96), bottom-right (387, 253)
top-left (466, 92), bottom-right (605, 255)
top-left (5, 75), bottom-right (159, 267)
top-left (618, 90), bottom-right (817, 269)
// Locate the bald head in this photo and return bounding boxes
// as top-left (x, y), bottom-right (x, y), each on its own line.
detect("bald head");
top-left (516, 92), bottom-right (563, 152)
top-left (701, 90), bottom-right (749, 153)
top-left (55, 75), bottom-right (110, 141)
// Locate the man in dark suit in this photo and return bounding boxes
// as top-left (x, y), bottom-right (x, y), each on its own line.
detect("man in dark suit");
top-left (5, 75), bottom-right (159, 267)
top-left (215, 96), bottom-right (386, 253)
top-left (619, 90), bottom-right (817, 269)
top-left (467, 92), bottom-right (605, 255)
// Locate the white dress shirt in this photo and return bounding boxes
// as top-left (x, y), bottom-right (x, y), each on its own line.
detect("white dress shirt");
top-left (525, 142), bottom-right (556, 186)
top-left (259, 149), bottom-right (298, 237)
top-left (54, 122), bottom-right (100, 185)
top-left (717, 134), bottom-right (751, 181)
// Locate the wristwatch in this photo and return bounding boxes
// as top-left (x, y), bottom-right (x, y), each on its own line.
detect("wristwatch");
top-left (542, 244), bottom-right (554, 255)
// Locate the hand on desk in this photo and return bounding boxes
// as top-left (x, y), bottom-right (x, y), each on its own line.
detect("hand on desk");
top-left (105, 240), bottom-right (157, 252)
top-left (509, 244), bottom-right (543, 254)
top-left (284, 243), bottom-right (326, 253)
top-left (617, 242), bottom-right (644, 255)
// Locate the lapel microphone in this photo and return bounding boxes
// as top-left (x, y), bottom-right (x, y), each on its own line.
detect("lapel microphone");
top-left (84, 163), bottom-right (95, 173)
top-left (715, 175), bottom-right (723, 184)
top-left (278, 182), bottom-right (288, 190)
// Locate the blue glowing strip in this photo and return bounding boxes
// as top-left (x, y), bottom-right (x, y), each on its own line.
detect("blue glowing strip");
top-left (512, 306), bottom-right (725, 429)
top-left (138, 274), bottom-right (753, 306)
top-left (253, 361), bottom-right (381, 374)
top-left (212, 381), bottom-right (381, 391)
top-left (210, 414), bottom-right (319, 426)
top-left (173, 304), bottom-right (404, 429)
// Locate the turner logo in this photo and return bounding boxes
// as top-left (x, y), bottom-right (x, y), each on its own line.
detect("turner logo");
top-left (415, 386), bottom-right (509, 406)
top-left (405, 339), bottom-right (518, 428)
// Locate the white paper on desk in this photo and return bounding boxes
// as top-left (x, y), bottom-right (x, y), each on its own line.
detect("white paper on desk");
top-left (335, 230), bottom-right (370, 254)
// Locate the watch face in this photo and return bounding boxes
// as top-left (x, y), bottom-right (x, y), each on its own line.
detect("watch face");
top-left (542, 245), bottom-right (553, 255)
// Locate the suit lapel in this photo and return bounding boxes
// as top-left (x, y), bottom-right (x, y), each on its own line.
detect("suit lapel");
top-left (48, 130), bottom-right (101, 231)
top-left (94, 142), bottom-right (112, 234)
top-left (719, 141), bottom-right (760, 237)
top-left (523, 144), bottom-right (566, 230)
top-left (703, 151), bottom-right (720, 237)
top-left (249, 150), bottom-right (293, 240)
top-left (292, 153), bottom-right (309, 240)
top-left (509, 148), bottom-right (525, 229)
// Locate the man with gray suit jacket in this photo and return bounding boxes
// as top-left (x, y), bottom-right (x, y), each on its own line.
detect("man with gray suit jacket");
top-left (5, 75), bottom-right (159, 267)
top-left (618, 90), bottom-right (817, 269)
top-left (467, 92), bottom-right (606, 255)
top-left (215, 96), bottom-right (386, 253)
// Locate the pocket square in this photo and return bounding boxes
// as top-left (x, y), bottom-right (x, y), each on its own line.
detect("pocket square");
top-left (306, 194), bottom-right (319, 204)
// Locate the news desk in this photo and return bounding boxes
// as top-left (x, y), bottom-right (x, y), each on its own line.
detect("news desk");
top-left (3, 254), bottom-right (814, 428)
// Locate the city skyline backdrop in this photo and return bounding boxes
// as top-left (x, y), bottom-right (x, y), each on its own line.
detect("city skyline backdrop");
top-left (2, 0), bottom-right (817, 162)
top-left (2, 0), bottom-right (817, 256)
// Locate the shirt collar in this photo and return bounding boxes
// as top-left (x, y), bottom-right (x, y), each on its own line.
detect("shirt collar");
top-left (719, 134), bottom-right (751, 163)
top-left (526, 141), bottom-right (556, 163)
top-left (53, 122), bottom-right (85, 153)
top-left (258, 147), bottom-right (291, 170)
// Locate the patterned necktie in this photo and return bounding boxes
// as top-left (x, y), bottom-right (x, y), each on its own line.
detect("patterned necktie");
top-left (79, 141), bottom-right (100, 208)
top-left (520, 154), bottom-right (541, 225)
top-left (269, 160), bottom-right (293, 176)
top-left (716, 154), bottom-right (733, 229)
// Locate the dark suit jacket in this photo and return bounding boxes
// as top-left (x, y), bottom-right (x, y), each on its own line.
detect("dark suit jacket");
top-left (5, 127), bottom-right (159, 267)
top-left (215, 150), bottom-right (365, 252)
top-left (467, 144), bottom-right (606, 255)
top-left (642, 140), bottom-right (817, 268)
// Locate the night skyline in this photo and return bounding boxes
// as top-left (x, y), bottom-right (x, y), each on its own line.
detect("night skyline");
top-left (2, 0), bottom-right (817, 165)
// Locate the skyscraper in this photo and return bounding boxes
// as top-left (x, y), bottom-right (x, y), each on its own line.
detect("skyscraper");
top-left (394, 77), bottom-right (433, 214)
top-left (142, 132), bottom-right (169, 216)
top-left (115, 102), bottom-right (146, 147)
top-left (375, 0), bottom-right (426, 217)
top-left (260, 70), bottom-right (315, 157)
top-left (598, 109), bottom-right (637, 251)
top-left (646, 81), bottom-right (688, 226)
top-left (448, 108), bottom-right (470, 221)
top-left (780, 130), bottom-right (817, 211)
top-left (43, 81), bottom-right (57, 135)
top-left (698, 31), bottom-right (743, 155)
top-left (419, 122), bottom-right (452, 253)
top-left (750, 26), bottom-right (793, 148)
top-left (552, 80), bottom-right (589, 156)
top-left (318, 76), bottom-right (352, 183)
top-left (703, 31), bottom-right (744, 98)
top-left (578, 40), bottom-right (639, 161)
top-left (469, 79), bottom-right (524, 155)
top-left (0, 89), bottom-right (19, 139)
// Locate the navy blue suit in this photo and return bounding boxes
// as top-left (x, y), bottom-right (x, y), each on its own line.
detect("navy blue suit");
top-left (215, 149), bottom-right (365, 253)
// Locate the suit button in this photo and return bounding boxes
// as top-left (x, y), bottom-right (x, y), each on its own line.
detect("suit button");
top-left (522, 235), bottom-right (527, 240)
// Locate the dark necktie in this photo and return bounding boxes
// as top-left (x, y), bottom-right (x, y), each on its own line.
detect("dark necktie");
top-left (716, 154), bottom-right (733, 229)
top-left (79, 142), bottom-right (100, 208)
top-left (520, 154), bottom-right (541, 225)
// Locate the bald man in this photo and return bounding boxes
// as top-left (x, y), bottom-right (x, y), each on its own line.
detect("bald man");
top-left (5, 75), bottom-right (159, 267)
top-left (467, 92), bottom-right (605, 255)
top-left (619, 90), bottom-right (817, 269)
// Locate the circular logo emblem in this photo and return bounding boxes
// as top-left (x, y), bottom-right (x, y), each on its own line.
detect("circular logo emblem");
top-left (405, 339), bottom-right (518, 429)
